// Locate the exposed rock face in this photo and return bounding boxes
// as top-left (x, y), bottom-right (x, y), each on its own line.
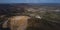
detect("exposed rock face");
top-left (2, 15), bottom-right (60, 30)
top-left (3, 16), bottom-right (30, 30)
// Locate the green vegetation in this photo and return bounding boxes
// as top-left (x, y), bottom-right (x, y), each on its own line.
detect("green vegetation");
top-left (0, 5), bottom-right (60, 30)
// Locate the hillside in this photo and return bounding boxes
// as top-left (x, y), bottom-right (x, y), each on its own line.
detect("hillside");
top-left (0, 3), bottom-right (60, 30)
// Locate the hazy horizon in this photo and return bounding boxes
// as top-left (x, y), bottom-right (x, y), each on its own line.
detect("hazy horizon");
top-left (0, 0), bottom-right (60, 3)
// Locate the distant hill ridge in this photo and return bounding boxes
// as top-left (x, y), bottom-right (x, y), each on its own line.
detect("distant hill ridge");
top-left (0, 3), bottom-right (60, 6)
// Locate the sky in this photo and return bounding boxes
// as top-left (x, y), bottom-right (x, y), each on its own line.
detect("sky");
top-left (0, 0), bottom-right (60, 3)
